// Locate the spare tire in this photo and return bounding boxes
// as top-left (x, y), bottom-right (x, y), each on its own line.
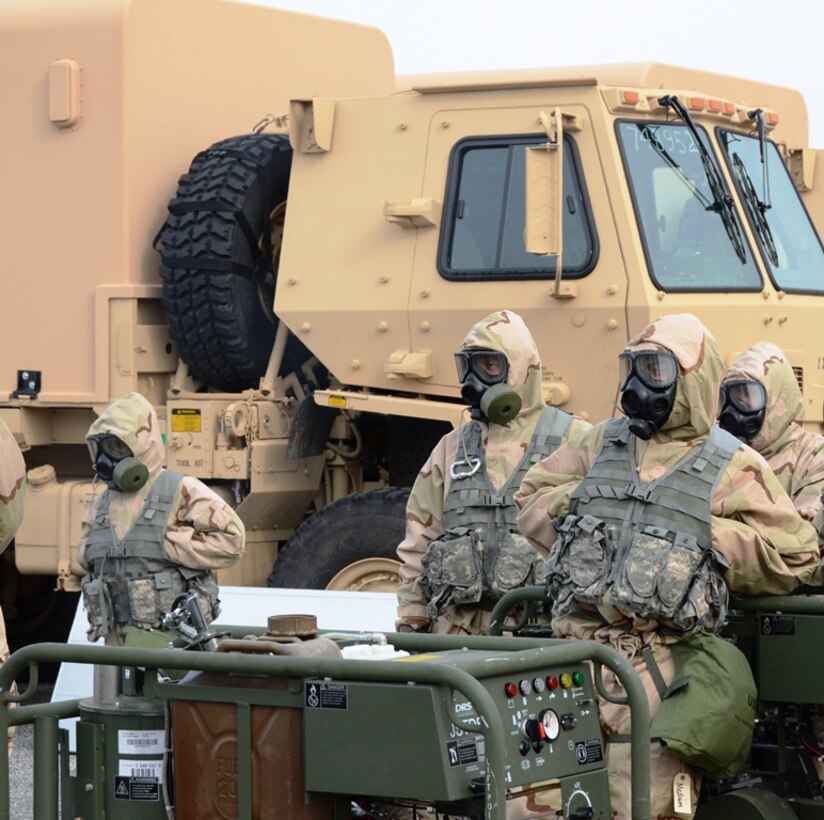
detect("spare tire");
top-left (157, 133), bottom-right (292, 392)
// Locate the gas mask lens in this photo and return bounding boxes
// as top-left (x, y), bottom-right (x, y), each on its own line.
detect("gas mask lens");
top-left (619, 351), bottom-right (678, 391)
top-left (89, 434), bottom-right (132, 462)
top-left (454, 350), bottom-right (508, 386)
top-left (720, 380), bottom-right (767, 415)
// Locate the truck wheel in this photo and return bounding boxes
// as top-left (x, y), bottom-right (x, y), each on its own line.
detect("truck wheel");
top-left (267, 488), bottom-right (409, 592)
top-left (157, 133), bottom-right (291, 392)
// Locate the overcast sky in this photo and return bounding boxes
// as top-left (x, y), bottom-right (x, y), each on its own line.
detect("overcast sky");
top-left (262, 0), bottom-right (824, 147)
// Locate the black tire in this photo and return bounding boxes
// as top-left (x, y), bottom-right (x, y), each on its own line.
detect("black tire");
top-left (157, 133), bottom-right (292, 392)
top-left (267, 488), bottom-right (410, 590)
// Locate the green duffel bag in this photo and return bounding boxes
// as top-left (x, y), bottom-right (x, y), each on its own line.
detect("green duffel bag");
top-left (650, 631), bottom-right (756, 780)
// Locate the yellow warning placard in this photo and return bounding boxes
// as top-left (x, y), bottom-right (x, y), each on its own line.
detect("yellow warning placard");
top-left (171, 408), bottom-right (202, 433)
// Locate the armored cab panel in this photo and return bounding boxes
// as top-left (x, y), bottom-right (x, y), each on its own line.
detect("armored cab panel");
top-left (0, 0), bottom-right (394, 406)
top-left (279, 63), bottom-right (823, 427)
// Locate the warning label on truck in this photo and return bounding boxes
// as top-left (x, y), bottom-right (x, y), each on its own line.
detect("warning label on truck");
top-left (574, 739), bottom-right (604, 766)
top-left (114, 775), bottom-right (160, 802)
top-left (171, 408), bottom-right (202, 433)
top-left (305, 681), bottom-right (348, 710)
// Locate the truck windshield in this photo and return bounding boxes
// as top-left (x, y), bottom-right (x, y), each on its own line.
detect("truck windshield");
top-left (717, 130), bottom-right (824, 293)
top-left (617, 120), bottom-right (762, 291)
top-left (439, 135), bottom-right (597, 280)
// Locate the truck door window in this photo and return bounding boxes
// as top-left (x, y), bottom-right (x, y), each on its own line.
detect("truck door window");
top-left (718, 130), bottom-right (824, 294)
top-left (617, 121), bottom-right (762, 291)
top-left (439, 135), bottom-right (597, 280)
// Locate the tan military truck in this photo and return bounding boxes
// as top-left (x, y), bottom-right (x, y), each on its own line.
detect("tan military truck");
top-left (2, 0), bottom-right (823, 645)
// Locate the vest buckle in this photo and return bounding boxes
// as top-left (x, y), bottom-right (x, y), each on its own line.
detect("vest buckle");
top-left (624, 482), bottom-right (652, 502)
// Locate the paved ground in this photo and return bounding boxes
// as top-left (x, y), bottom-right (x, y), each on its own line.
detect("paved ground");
top-left (9, 683), bottom-right (52, 819)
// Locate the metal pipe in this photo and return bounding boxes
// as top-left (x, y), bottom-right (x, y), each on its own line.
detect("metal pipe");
top-left (33, 715), bottom-right (59, 820)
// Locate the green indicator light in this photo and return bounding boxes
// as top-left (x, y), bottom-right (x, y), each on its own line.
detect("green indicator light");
top-left (572, 670), bottom-right (585, 687)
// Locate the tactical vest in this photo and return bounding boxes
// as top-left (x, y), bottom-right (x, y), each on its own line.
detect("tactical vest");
top-left (546, 419), bottom-right (740, 632)
top-left (422, 407), bottom-right (573, 616)
top-left (81, 470), bottom-right (220, 641)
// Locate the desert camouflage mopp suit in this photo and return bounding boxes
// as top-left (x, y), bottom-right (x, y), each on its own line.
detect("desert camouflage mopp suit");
top-left (515, 313), bottom-right (819, 819)
top-left (722, 341), bottom-right (824, 526)
top-left (0, 417), bottom-right (25, 752)
top-left (77, 392), bottom-right (245, 644)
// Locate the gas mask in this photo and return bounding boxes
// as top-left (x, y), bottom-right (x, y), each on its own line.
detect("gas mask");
top-left (718, 379), bottom-right (767, 442)
top-left (88, 434), bottom-right (149, 492)
top-left (454, 348), bottom-right (522, 424)
top-left (619, 349), bottom-right (679, 440)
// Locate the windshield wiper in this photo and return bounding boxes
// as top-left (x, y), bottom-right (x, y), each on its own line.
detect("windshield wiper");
top-left (637, 124), bottom-right (714, 210)
top-left (732, 152), bottom-right (779, 267)
top-left (658, 94), bottom-right (748, 263)
top-left (747, 108), bottom-right (773, 214)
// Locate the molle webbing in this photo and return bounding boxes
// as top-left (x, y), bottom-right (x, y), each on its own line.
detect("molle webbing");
top-left (570, 420), bottom-right (739, 548)
top-left (83, 471), bottom-right (185, 565)
top-left (442, 407), bottom-right (573, 532)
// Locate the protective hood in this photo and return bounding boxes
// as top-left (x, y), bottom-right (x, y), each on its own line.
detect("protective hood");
top-left (459, 309), bottom-right (543, 420)
top-left (625, 313), bottom-right (721, 441)
top-left (723, 342), bottom-right (803, 457)
top-left (86, 392), bottom-right (165, 479)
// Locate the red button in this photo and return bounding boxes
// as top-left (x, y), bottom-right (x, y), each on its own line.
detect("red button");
top-left (546, 675), bottom-right (559, 691)
top-left (505, 682), bottom-right (518, 698)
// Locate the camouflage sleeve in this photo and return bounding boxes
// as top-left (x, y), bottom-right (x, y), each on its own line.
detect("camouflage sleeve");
top-left (515, 423), bottom-right (603, 552)
top-left (75, 499), bottom-right (98, 572)
top-left (163, 476), bottom-right (246, 570)
top-left (0, 419), bottom-right (25, 554)
top-left (395, 433), bottom-right (453, 628)
top-left (712, 448), bottom-right (819, 595)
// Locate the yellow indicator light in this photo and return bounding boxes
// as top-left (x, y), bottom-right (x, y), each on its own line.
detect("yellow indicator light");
top-left (560, 672), bottom-right (573, 689)
top-left (328, 395), bottom-right (348, 408)
top-left (572, 671), bottom-right (585, 687)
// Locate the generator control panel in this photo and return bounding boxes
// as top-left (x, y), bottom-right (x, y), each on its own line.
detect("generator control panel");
top-left (302, 649), bottom-right (607, 809)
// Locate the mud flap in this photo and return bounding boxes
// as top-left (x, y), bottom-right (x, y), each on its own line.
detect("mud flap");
top-left (286, 396), bottom-right (338, 458)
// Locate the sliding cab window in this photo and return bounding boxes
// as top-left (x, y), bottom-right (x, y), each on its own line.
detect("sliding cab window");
top-left (718, 129), bottom-right (824, 294)
top-left (616, 120), bottom-right (762, 291)
top-left (439, 135), bottom-right (597, 280)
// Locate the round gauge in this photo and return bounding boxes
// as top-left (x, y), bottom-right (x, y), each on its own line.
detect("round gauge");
top-left (519, 679), bottom-right (532, 696)
top-left (532, 676), bottom-right (546, 693)
top-left (540, 709), bottom-right (560, 742)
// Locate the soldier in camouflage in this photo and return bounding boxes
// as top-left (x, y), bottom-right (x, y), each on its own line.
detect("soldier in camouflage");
top-left (719, 341), bottom-right (824, 527)
top-left (77, 392), bottom-right (245, 645)
top-left (396, 310), bottom-right (591, 638)
top-left (0, 417), bottom-right (25, 752)
top-left (515, 314), bottom-right (819, 819)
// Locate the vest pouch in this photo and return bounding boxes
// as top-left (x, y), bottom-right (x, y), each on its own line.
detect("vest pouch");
top-left (546, 515), bottom-right (611, 603)
top-left (651, 633), bottom-right (756, 780)
top-left (612, 527), bottom-right (726, 631)
top-left (127, 570), bottom-right (187, 630)
top-left (422, 530), bottom-right (483, 616)
top-left (486, 532), bottom-right (541, 599)
top-left (81, 576), bottom-right (112, 642)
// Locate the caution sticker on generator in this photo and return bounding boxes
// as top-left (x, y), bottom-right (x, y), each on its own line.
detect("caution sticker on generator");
top-left (305, 681), bottom-right (348, 710)
top-left (171, 408), bottom-right (202, 433)
top-left (114, 775), bottom-right (160, 802)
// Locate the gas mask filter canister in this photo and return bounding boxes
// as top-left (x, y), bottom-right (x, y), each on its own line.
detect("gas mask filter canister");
top-left (89, 434), bottom-right (149, 493)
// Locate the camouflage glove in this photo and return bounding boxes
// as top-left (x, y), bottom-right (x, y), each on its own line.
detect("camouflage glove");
top-left (395, 617), bottom-right (432, 634)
